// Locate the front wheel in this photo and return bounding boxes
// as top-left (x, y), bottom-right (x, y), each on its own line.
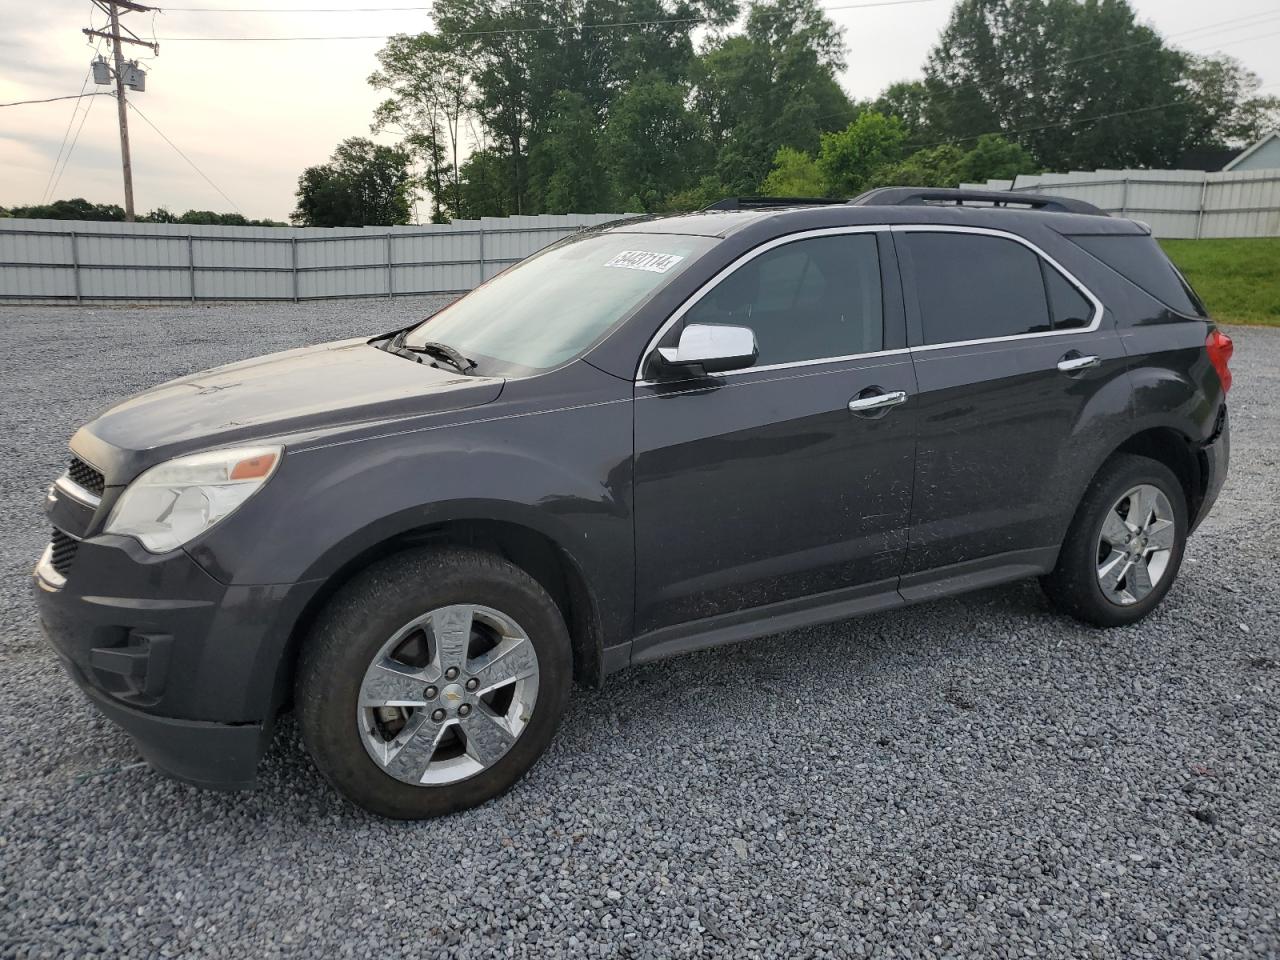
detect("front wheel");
top-left (1041, 453), bottom-right (1189, 627)
top-left (296, 547), bottom-right (572, 819)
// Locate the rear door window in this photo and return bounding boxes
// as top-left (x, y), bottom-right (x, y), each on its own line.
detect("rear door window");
top-left (905, 232), bottom-right (1051, 344)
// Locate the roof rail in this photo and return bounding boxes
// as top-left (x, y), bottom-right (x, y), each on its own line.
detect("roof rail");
top-left (850, 187), bottom-right (1107, 217)
top-left (702, 196), bottom-right (848, 211)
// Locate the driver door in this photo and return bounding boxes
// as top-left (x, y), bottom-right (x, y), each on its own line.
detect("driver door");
top-left (631, 228), bottom-right (917, 645)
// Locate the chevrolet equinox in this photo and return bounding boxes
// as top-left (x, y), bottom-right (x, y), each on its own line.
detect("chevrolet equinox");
top-left (35, 188), bottom-right (1232, 819)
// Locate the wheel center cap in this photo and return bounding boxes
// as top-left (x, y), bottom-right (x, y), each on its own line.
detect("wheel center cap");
top-left (441, 683), bottom-right (465, 707)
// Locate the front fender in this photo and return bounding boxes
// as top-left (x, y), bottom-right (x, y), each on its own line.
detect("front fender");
top-left (186, 376), bottom-right (635, 648)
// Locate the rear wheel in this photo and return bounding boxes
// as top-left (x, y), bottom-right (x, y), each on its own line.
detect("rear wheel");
top-left (296, 547), bottom-right (572, 819)
top-left (1041, 454), bottom-right (1188, 627)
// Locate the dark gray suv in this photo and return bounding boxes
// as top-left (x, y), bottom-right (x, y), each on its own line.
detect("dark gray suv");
top-left (34, 189), bottom-right (1232, 819)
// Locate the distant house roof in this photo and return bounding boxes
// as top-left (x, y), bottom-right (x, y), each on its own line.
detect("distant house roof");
top-left (1175, 146), bottom-right (1240, 173)
top-left (1223, 130), bottom-right (1280, 172)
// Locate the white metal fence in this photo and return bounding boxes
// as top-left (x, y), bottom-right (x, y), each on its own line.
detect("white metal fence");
top-left (960, 167), bottom-right (1280, 239)
top-left (4, 175), bottom-right (1274, 303)
top-left (0, 213), bottom-right (633, 302)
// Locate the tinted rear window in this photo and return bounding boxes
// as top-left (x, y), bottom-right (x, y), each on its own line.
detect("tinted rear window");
top-left (905, 232), bottom-right (1051, 344)
top-left (1068, 234), bottom-right (1206, 317)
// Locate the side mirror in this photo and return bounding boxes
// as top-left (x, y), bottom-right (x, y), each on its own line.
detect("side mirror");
top-left (653, 323), bottom-right (758, 376)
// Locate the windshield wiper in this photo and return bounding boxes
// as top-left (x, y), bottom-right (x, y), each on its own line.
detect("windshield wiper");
top-left (410, 340), bottom-right (478, 375)
top-left (379, 331), bottom-right (477, 375)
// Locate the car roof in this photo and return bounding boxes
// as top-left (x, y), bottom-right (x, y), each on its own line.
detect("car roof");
top-left (600, 203), bottom-right (1146, 239)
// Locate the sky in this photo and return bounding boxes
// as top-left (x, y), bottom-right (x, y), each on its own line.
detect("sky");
top-left (1, 0), bottom-right (1278, 222)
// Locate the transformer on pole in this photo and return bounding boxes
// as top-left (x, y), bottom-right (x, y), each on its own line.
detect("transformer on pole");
top-left (82, 1), bottom-right (160, 221)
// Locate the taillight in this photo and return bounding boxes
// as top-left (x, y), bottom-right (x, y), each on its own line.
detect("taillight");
top-left (1206, 329), bottom-right (1233, 394)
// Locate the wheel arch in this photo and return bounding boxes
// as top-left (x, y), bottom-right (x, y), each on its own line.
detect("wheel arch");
top-left (269, 513), bottom-right (608, 720)
top-left (1110, 426), bottom-right (1205, 521)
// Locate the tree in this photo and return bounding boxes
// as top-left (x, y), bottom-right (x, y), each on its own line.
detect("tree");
top-left (816, 112), bottom-right (906, 196)
top-left (864, 144), bottom-right (967, 189)
top-left (661, 175), bottom-right (729, 212)
top-left (603, 79), bottom-right (710, 212)
top-left (5, 198), bottom-right (125, 221)
top-left (370, 32), bottom-right (473, 222)
top-left (861, 134), bottom-right (1035, 188)
top-left (528, 92), bottom-right (612, 214)
top-left (293, 138), bottom-right (415, 227)
top-left (760, 146), bottom-right (825, 196)
top-left (1183, 55), bottom-right (1280, 149)
top-left (923, 0), bottom-right (1203, 171)
top-left (953, 133), bottom-right (1037, 183)
top-left (139, 208), bottom-right (284, 226)
top-left (695, 0), bottom-right (857, 195)
top-left (872, 81), bottom-right (934, 142)
top-left (455, 148), bottom-right (517, 219)
top-left (176, 211), bottom-right (251, 226)
top-left (423, 0), bottom-right (735, 214)
top-left (142, 207), bottom-right (178, 223)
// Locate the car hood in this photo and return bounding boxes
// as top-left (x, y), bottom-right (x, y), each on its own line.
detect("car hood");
top-left (72, 338), bottom-right (504, 481)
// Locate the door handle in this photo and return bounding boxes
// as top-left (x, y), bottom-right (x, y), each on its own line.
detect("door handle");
top-left (848, 390), bottom-right (908, 414)
top-left (1057, 353), bottom-right (1100, 373)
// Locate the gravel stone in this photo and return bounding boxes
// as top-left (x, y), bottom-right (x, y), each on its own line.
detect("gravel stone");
top-left (1, 302), bottom-right (1277, 958)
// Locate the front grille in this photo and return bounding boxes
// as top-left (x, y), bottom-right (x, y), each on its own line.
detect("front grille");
top-left (68, 456), bottom-right (105, 497)
top-left (50, 529), bottom-right (79, 577)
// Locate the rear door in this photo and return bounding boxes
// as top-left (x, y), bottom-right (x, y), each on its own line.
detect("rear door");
top-left (631, 228), bottom-right (917, 640)
top-left (894, 225), bottom-right (1128, 589)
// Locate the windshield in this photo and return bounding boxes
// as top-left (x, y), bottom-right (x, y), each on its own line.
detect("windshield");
top-left (404, 231), bottom-right (716, 375)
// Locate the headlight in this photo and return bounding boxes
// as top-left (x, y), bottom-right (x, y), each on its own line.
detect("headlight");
top-left (104, 445), bottom-right (282, 553)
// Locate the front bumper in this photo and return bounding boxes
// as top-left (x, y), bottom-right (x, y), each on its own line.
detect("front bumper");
top-left (34, 533), bottom-right (321, 790)
top-left (50, 645), bottom-right (269, 790)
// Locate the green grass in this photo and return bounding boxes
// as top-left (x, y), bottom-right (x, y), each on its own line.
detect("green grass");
top-left (1160, 237), bottom-right (1280, 327)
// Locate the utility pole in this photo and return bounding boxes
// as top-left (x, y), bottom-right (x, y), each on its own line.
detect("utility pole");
top-left (84, 1), bottom-right (159, 221)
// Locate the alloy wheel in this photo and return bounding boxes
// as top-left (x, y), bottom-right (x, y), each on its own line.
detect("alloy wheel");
top-left (1095, 483), bottom-right (1176, 606)
top-left (356, 604), bottom-right (540, 785)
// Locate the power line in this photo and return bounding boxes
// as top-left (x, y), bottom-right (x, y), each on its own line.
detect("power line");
top-left (162, 0), bottom-right (935, 11)
top-left (49, 93), bottom-right (101, 201)
top-left (148, 3), bottom-right (1280, 51)
top-left (1058, 8), bottom-right (1280, 68)
top-left (42, 66), bottom-right (97, 203)
top-left (0, 92), bottom-right (113, 108)
top-left (908, 80), bottom-right (1280, 151)
top-left (166, 3), bottom-right (430, 8)
top-left (885, 19), bottom-right (1280, 145)
top-left (43, 7), bottom-right (104, 203)
top-left (123, 97), bottom-right (245, 213)
top-left (158, 0), bottom-right (941, 38)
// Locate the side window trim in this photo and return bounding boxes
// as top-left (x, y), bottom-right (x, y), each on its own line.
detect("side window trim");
top-left (635, 225), bottom-right (902, 383)
top-left (891, 225), bottom-right (1104, 351)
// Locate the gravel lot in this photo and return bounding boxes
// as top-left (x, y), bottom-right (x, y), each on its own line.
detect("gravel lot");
top-left (1, 300), bottom-right (1277, 959)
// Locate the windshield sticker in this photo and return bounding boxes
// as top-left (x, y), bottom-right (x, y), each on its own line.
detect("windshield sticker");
top-left (604, 250), bottom-right (685, 273)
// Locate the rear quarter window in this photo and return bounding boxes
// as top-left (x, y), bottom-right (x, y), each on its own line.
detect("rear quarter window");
top-left (1067, 234), bottom-right (1207, 317)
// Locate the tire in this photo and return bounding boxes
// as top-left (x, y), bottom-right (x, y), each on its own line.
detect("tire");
top-left (1041, 453), bottom-right (1189, 628)
top-left (296, 546), bottom-right (572, 819)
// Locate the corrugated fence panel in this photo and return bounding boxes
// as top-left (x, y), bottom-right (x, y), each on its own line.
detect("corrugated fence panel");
top-left (0, 265), bottom-right (72, 298)
top-left (0, 227), bottom-right (72, 265)
top-left (1202, 171), bottom-right (1280, 239)
top-left (29, 197), bottom-right (1277, 298)
top-left (81, 266), bottom-right (190, 300)
top-left (963, 168), bottom-right (1279, 239)
top-left (0, 213), bottom-right (638, 302)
